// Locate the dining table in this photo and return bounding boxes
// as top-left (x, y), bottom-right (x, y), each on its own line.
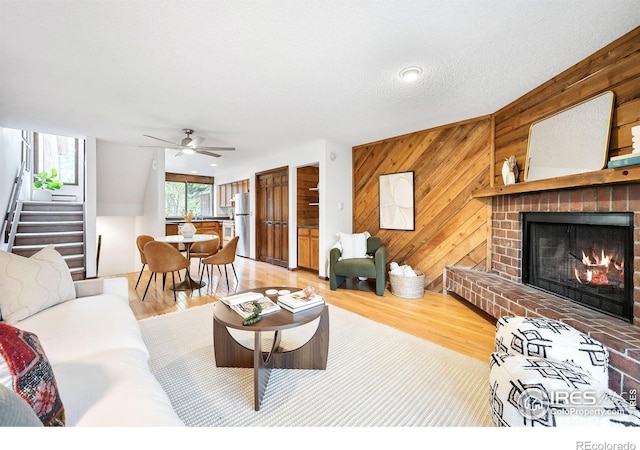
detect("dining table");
top-left (154, 234), bottom-right (217, 290)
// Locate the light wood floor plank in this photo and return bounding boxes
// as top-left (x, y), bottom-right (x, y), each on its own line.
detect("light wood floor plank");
top-left (121, 257), bottom-right (496, 362)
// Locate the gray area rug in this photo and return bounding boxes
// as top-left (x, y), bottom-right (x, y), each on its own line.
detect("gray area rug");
top-left (139, 302), bottom-right (492, 426)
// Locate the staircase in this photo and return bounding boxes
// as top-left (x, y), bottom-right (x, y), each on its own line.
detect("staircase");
top-left (8, 201), bottom-right (86, 281)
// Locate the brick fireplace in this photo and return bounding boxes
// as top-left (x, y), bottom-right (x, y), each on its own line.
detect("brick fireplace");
top-left (491, 184), bottom-right (640, 324)
top-left (444, 182), bottom-right (640, 402)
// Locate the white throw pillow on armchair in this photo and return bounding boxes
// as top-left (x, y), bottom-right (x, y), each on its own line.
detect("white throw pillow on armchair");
top-left (338, 232), bottom-right (370, 259)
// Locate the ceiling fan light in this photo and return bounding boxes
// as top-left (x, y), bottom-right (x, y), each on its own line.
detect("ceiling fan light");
top-left (181, 148), bottom-right (196, 155)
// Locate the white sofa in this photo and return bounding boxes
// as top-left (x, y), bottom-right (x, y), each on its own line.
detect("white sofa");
top-left (13, 277), bottom-right (183, 426)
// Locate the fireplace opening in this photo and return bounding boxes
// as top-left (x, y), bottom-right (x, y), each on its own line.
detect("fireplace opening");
top-left (522, 212), bottom-right (634, 322)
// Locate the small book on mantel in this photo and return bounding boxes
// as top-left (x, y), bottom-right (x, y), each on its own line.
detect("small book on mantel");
top-left (277, 290), bottom-right (325, 313)
top-left (607, 153), bottom-right (640, 168)
top-left (220, 292), bottom-right (281, 319)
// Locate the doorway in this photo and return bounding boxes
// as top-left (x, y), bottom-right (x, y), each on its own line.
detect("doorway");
top-left (255, 166), bottom-right (288, 267)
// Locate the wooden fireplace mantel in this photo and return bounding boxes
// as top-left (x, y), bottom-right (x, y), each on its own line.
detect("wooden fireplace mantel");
top-left (472, 165), bottom-right (640, 198)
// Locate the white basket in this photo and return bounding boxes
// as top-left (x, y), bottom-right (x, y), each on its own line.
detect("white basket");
top-left (389, 270), bottom-right (425, 299)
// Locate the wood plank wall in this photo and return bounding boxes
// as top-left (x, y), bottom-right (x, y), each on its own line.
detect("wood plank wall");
top-left (351, 27), bottom-right (640, 293)
top-left (353, 118), bottom-right (492, 292)
top-left (493, 26), bottom-right (640, 186)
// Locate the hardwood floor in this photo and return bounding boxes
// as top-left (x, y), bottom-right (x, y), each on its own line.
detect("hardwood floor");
top-left (123, 256), bottom-right (497, 362)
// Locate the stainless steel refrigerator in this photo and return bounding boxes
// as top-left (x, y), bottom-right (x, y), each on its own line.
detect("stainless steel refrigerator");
top-left (233, 192), bottom-right (250, 257)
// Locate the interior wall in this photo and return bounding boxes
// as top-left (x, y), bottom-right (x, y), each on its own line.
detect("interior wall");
top-left (353, 117), bottom-right (492, 292)
top-left (493, 26), bottom-right (640, 186)
top-left (0, 127), bottom-right (25, 251)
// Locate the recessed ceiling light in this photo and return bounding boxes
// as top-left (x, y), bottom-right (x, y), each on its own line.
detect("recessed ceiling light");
top-left (191, 170), bottom-right (198, 174)
top-left (210, 163), bottom-right (217, 167)
top-left (399, 66), bottom-right (423, 82)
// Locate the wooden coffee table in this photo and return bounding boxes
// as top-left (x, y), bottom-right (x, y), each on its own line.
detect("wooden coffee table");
top-left (213, 287), bottom-right (329, 410)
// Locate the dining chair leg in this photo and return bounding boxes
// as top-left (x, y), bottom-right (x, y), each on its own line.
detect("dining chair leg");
top-left (231, 263), bottom-right (238, 284)
top-left (162, 273), bottom-right (166, 291)
top-left (171, 272), bottom-right (177, 302)
top-left (135, 264), bottom-right (146, 289)
top-left (142, 273), bottom-right (154, 301)
top-left (224, 265), bottom-right (230, 292)
top-left (199, 263), bottom-right (206, 283)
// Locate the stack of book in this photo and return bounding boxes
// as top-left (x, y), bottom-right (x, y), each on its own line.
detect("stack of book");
top-left (220, 291), bottom-right (281, 319)
top-left (607, 153), bottom-right (640, 168)
top-left (277, 290), bottom-right (325, 313)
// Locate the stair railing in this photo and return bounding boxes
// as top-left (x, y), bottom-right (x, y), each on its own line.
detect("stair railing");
top-left (2, 161), bottom-right (26, 246)
top-left (6, 200), bottom-right (23, 253)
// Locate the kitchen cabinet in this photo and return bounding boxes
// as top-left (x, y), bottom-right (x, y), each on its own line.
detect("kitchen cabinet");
top-left (217, 179), bottom-right (250, 208)
top-left (297, 227), bottom-right (319, 271)
top-left (165, 221), bottom-right (223, 248)
top-left (222, 220), bottom-right (235, 248)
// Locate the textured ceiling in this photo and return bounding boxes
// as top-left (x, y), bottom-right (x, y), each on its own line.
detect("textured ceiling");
top-left (1, 0), bottom-right (639, 170)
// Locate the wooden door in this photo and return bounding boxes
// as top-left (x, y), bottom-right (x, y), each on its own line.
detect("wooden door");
top-left (256, 167), bottom-right (288, 267)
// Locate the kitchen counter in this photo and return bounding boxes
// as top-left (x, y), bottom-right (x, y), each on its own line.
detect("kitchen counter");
top-left (165, 217), bottom-right (231, 224)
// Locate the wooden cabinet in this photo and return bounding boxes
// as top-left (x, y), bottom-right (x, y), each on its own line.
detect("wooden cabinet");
top-left (165, 223), bottom-right (179, 236)
top-left (222, 220), bottom-right (235, 247)
top-left (165, 221), bottom-right (222, 249)
top-left (256, 168), bottom-right (288, 267)
top-left (297, 227), bottom-right (319, 271)
top-left (217, 179), bottom-right (250, 208)
top-left (296, 166), bottom-right (319, 227)
top-left (198, 221), bottom-right (221, 238)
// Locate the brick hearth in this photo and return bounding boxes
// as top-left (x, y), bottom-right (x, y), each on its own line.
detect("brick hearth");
top-left (444, 183), bottom-right (640, 402)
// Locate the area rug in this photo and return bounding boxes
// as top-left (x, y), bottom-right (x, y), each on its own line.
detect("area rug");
top-left (138, 302), bottom-right (492, 427)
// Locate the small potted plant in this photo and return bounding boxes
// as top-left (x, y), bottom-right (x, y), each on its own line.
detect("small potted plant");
top-left (33, 168), bottom-right (64, 201)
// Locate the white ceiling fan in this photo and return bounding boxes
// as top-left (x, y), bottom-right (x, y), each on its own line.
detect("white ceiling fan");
top-left (142, 128), bottom-right (235, 158)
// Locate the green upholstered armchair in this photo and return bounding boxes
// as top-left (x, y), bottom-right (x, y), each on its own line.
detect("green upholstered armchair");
top-left (330, 236), bottom-right (387, 296)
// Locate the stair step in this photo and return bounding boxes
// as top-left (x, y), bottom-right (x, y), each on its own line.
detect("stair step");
top-left (18, 214), bottom-right (84, 223)
top-left (21, 201), bottom-right (83, 212)
top-left (13, 231), bottom-right (84, 246)
top-left (15, 231), bottom-right (84, 237)
top-left (11, 242), bottom-right (85, 257)
top-left (18, 221), bottom-right (84, 226)
top-left (17, 222), bottom-right (84, 233)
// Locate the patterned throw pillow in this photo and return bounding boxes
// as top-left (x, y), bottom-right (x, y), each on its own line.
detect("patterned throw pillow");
top-left (0, 322), bottom-right (65, 426)
top-left (0, 245), bottom-right (76, 324)
top-left (495, 316), bottom-right (609, 386)
top-left (489, 352), bottom-right (640, 427)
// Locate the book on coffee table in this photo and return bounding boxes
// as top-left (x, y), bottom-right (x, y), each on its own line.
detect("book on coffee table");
top-left (277, 290), bottom-right (324, 313)
top-left (220, 292), bottom-right (281, 319)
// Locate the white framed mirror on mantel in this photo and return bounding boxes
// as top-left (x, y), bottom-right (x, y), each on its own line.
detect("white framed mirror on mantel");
top-left (524, 91), bottom-right (615, 182)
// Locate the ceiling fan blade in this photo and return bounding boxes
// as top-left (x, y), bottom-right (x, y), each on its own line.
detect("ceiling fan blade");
top-left (195, 149), bottom-right (221, 158)
top-left (174, 150), bottom-right (185, 157)
top-left (198, 146), bottom-right (235, 151)
top-left (143, 134), bottom-right (181, 146)
top-left (189, 135), bottom-right (205, 148)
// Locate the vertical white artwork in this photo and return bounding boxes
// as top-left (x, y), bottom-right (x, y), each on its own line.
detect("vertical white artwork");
top-left (379, 171), bottom-right (414, 230)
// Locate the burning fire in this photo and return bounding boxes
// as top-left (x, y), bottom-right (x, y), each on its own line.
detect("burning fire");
top-left (574, 249), bottom-right (623, 286)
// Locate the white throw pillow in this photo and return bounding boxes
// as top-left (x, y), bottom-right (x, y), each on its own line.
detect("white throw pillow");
top-left (339, 232), bottom-right (368, 259)
top-left (0, 245), bottom-right (76, 324)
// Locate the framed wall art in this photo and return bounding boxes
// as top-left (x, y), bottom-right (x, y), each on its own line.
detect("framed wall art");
top-left (379, 171), bottom-right (415, 231)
